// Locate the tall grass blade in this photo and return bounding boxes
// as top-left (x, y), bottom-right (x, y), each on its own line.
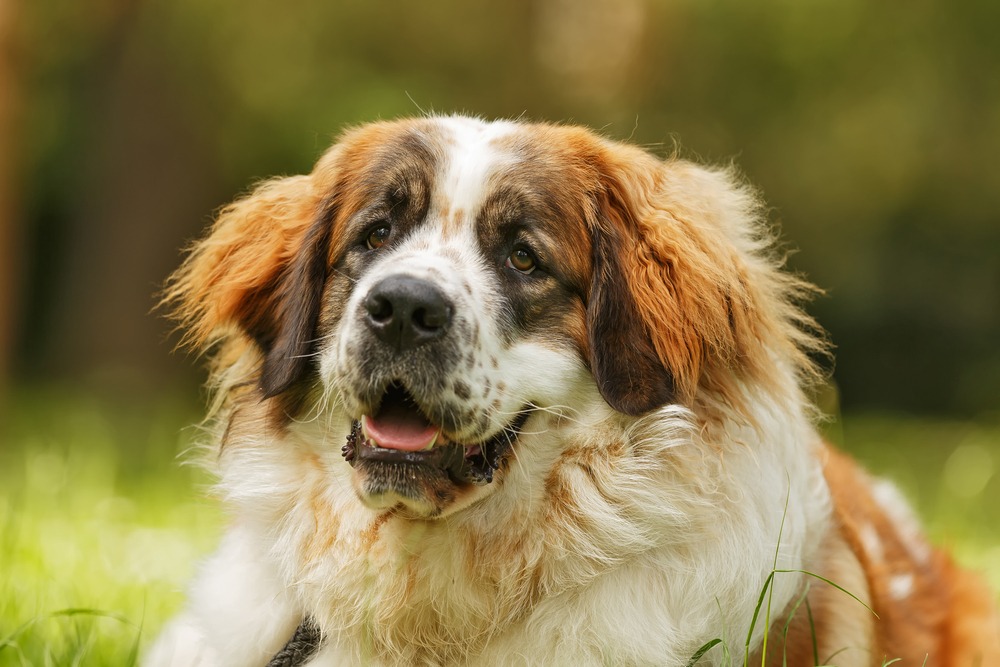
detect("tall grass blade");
top-left (744, 570), bottom-right (775, 666)
top-left (759, 474), bottom-right (792, 666)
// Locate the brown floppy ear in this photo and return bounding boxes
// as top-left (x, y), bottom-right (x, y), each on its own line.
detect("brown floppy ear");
top-left (587, 213), bottom-right (678, 415)
top-left (164, 175), bottom-right (332, 397)
top-left (587, 152), bottom-right (777, 415)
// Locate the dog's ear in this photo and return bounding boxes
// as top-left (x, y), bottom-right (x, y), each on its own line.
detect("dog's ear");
top-left (587, 151), bottom-right (789, 415)
top-left (165, 175), bottom-right (334, 397)
top-left (587, 210), bottom-right (679, 416)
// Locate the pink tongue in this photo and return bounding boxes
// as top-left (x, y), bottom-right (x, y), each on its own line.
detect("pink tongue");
top-left (362, 407), bottom-right (440, 452)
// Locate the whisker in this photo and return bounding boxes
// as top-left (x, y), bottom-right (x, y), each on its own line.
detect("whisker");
top-left (289, 350), bottom-right (324, 360)
top-left (328, 266), bottom-right (358, 284)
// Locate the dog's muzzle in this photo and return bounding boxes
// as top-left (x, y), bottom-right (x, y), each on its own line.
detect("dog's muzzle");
top-left (340, 272), bottom-right (530, 512)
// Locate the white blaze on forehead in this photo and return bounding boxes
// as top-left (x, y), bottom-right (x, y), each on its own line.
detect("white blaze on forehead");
top-left (434, 117), bottom-right (520, 218)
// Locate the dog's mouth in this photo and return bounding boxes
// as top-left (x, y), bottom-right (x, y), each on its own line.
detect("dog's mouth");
top-left (341, 382), bottom-right (529, 486)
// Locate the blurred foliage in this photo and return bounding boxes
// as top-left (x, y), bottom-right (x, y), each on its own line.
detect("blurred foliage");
top-left (4, 0), bottom-right (1000, 415)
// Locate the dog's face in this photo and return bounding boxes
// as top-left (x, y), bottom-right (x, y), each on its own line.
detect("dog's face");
top-left (318, 120), bottom-right (598, 515)
top-left (169, 116), bottom-right (809, 518)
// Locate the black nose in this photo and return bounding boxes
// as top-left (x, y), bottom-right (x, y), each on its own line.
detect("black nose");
top-left (364, 275), bottom-right (453, 351)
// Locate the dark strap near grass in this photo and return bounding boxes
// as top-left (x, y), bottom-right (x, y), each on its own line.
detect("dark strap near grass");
top-left (265, 617), bottom-right (322, 667)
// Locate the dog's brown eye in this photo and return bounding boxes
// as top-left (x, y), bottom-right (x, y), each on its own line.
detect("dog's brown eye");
top-left (506, 247), bottom-right (536, 274)
top-left (367, 225), bottom-right (391, 250)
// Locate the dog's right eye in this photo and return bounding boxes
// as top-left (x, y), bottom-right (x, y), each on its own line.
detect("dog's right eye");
top-left (505, 247), bottom-right (537, 274)
top-left (366, 224), bottom-right (391, 250)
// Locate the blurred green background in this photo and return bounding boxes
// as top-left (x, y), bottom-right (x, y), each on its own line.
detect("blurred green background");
top-left (3, 0), bottom-right (1000, 414)
top-left (0, 0), bottom-right (997, 663)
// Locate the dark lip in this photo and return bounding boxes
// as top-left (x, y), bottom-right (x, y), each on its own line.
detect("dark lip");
top-left (342, 409), bottom-right (531, 485)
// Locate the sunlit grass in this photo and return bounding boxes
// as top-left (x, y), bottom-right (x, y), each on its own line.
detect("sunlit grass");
top-left (0, 389), bottom-right (220, 666)
top-left (1, 391), bottom-right (997, 665)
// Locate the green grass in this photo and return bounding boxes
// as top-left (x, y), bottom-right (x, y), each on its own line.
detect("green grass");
top-left (1, 391), bottom-right (998, 666)
top-left (0, 389), bottom-right (220, 666)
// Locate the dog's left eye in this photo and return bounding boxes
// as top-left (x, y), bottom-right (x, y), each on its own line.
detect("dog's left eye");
top-left (505, 247), bottom-right (537, 274)
top-left (366, 224), bottom-right (391, 250)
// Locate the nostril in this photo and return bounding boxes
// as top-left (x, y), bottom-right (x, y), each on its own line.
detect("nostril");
top-left (412, 307), bottom-right (429, 331)
top-left (366, 294), bottom-right (393, 323)
top-left (413, 304), bottom-right (451, 331)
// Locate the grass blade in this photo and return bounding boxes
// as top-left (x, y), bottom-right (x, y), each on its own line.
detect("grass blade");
top-left (805, 596), bottom-right (818, 666)
top-left (744, 570), bottom-right (775, 665)
top-left (685, 638), bottom-right (722, 667)
top-left (780, 583), bottom-right (811, 667)
top-left (772, 570), bottom-right (877, 618)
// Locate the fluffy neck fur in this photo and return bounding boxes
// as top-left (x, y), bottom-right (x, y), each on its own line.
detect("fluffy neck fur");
top-left (209, 365), bottom-right (829, 665)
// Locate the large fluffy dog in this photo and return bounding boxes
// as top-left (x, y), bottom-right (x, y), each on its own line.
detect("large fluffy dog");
top-left (149, 116), bottom-right (999, 666)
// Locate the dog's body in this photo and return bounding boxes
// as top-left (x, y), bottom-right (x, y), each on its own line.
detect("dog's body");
top-left (149, 116), bottom-right (1000, 666)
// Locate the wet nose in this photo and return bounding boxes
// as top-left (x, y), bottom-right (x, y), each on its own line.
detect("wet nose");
top-left (364, 275), bottom-right (453, 351)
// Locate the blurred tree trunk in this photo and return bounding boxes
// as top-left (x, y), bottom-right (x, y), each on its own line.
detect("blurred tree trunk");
top-left (36, 0), bottom-right (216, 394)
top-left (0, 0), bottom-right (21, 406)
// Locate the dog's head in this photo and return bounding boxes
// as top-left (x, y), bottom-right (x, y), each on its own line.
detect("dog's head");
top-left (167, 116), bottom-right (819, 517)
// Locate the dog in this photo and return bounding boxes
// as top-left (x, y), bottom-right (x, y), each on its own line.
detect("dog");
top-left (148, 116), bottom-right (1000, 666)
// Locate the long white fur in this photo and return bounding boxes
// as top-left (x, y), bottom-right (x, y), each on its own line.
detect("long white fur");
top-left (147, 117), bottom-right (831, 666)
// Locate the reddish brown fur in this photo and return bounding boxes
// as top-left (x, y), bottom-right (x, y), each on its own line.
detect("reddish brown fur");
top-left (767, 447), bottom-right (1000, 666)
top-left (361, 508), bottom-right (398, 551)
top-left (487, 124), bottom-right (823, 415)
top-left (302, 487), bottom-right (340, 564)
top-left (163, 120), bottom-right (437, 388)
top-left (592, 144), bottom-right (822, 410)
